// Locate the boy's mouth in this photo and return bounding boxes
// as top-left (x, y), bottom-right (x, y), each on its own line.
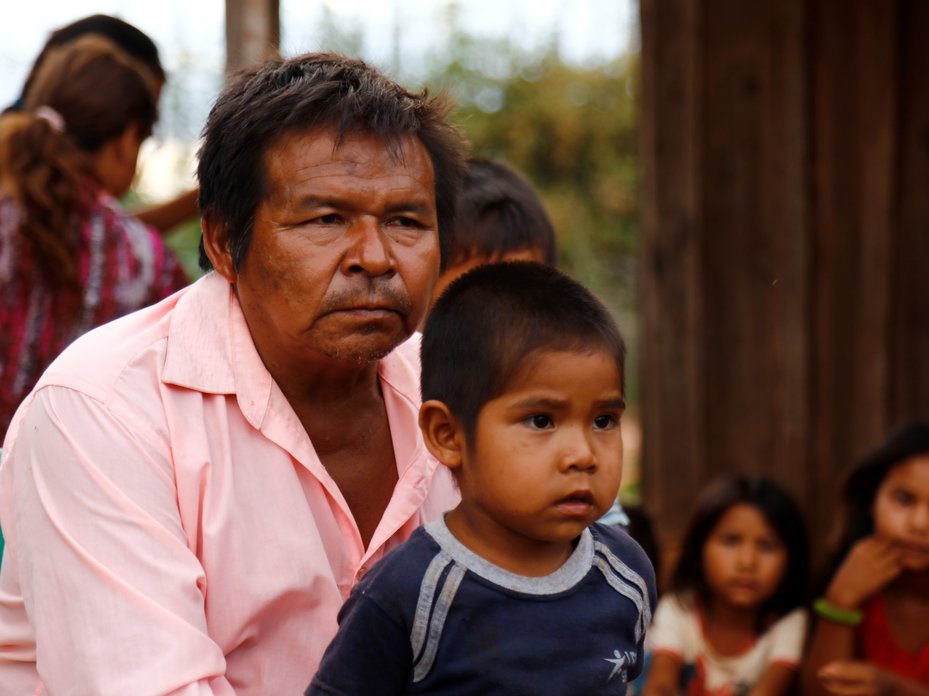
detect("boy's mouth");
top-left (554, 491), bottom-right (595, 516)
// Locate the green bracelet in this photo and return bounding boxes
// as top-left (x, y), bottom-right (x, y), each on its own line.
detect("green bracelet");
top-left (813, 597), bottom-right (863, 626)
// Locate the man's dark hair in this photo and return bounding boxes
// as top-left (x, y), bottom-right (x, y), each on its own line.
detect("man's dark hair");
top-left (451, 157), bottom-right (557, 266)
top-left (9, 14), bottom-right (165, 112)
top-left (421, 261), bottom-right (625, 442)
top-left (196, 51), bottom-right (469, 272)
top-left (669, 475), bottom-right (810, 629)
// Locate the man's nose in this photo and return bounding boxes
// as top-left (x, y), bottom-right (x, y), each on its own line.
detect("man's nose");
top-left (343, 218), bottom-right (395, 277)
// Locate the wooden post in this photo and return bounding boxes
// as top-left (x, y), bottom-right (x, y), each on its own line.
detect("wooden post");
top-left (225, 0), bottom-right (280, 75)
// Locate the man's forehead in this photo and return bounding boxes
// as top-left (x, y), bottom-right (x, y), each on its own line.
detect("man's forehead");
top-left (264, 127), bottom-right (424, 165)
top-left (260, 128), bottom-right (436, 205)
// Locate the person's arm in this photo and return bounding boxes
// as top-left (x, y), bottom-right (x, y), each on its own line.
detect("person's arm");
top-left (7, 386), bottom-right (234, 695)
top-left (817, 661), bottom-right (929, 696)
top-left (132, 187), bottom-right (199, 234)
top-left (640, 652), bottom-right (683, 696)
top-left (801, 537), bottom-right (903, 696)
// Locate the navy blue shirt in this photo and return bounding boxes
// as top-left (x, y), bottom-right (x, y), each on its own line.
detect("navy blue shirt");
top-left (307, 518), bottom-right (656, 695)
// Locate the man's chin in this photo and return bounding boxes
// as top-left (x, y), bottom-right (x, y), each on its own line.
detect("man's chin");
top-left (318, 332), bottom-right (410, 365)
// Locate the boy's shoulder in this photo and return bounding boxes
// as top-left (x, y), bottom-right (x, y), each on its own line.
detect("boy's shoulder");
top-left (352, 526), bottom-right (443, 600)
top-left (588, 523), bottom-right (657, 593)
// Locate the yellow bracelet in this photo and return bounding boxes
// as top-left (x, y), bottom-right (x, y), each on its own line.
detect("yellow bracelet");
top-left (813, 597), bottom-right (863, 626)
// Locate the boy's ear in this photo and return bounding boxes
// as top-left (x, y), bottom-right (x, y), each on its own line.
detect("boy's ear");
top-left (419, 400), bottom-right (466, 470)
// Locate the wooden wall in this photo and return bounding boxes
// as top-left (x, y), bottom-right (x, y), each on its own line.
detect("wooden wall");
top-left (639, 0), bottom-right (929, 572)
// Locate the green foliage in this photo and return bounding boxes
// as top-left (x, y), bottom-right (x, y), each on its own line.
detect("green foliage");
top-left (412, 16), bottom-right (641, 398)
top-left (144, 5), bottom-right (642, 395)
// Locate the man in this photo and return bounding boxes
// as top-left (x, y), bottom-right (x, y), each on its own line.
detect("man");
top-left (0, 52), bottom-right (466, 695)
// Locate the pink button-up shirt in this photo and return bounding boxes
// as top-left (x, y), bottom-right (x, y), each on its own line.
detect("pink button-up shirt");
top-left (0, 272), bottom-right (459, 695)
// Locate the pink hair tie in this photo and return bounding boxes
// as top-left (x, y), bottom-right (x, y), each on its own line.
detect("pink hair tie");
top-left (34, 106), bottom-right (65, 133)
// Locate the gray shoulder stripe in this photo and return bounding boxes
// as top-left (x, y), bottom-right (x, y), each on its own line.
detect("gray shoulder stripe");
top-left (410, 551), bottom-right (453, 662)
top-left (413, 562), bottom-right (466, 683)
top-left (592, 555), bottom-right (651, 643)
top-left (594, 541), bottom-right (652, 624)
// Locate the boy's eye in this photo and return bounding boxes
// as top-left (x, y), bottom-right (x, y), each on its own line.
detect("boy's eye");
top-left (524, 414), bottom-right (553, 430)
top-left (593, 414), bottom-right (619, 430)
top-left (893, 489), bottom-right (914, 506)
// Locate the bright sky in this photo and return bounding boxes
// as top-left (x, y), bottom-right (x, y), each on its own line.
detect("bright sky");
top-left (0, 0), bottom-right (636, 102)
top-left (0, 0), bottom-right (635, 195)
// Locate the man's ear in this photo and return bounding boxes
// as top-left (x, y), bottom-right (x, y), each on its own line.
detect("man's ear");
top-left (200, 213), bottom-right (237, 282)
top-left (419, 400), bottom-right (466, 471)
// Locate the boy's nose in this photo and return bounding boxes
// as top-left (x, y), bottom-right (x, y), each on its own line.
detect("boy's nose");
top-left (559, 429), bottom-right (597, 472)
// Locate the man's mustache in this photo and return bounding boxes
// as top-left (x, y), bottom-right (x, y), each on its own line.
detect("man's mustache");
top-left (319, 285), bottom-right (413, 315)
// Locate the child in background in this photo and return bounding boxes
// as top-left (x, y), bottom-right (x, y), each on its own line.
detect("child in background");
top-left (307, 261), bottom-right (656, 695)
top-left (427, 156), bottom-right (557, 308)
top-left (430, 155), bottom-right (647, 541)
top-left (641, 476), bottom-right (809, 696)
top-left (802, 422), bottom-right (929, 696)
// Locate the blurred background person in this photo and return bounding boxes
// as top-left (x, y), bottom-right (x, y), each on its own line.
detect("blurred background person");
top-left (4, 13), bottom-right (199, 234)
top-left (428, 156), bottom-right (557, 308)
top-left (0, 35), bottom-right (189, 439)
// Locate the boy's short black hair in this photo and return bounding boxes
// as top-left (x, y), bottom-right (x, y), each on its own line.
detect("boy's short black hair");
top-left (421, 261), bottom-right (625, 441)
top-left (450, 157), bottom-right (557, 266)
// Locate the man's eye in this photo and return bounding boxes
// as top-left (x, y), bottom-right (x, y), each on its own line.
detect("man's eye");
top-left (593, 414), bottom-right (618, 430)
top-left (385, 216), bottom-right (422, 228)
top-left (311, 214), bottom-right (342, 225)
top-left (524, 415), bottom-right (553, 430)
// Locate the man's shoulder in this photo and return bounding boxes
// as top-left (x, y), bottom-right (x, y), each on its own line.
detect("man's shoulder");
top-left (36, 274), bottom-right (224, 398)
top-left (37, 293), bottom-right (178, 396)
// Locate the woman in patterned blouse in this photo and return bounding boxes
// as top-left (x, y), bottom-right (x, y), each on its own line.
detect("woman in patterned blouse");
top-left (0, 35), bottom-right (189, 438)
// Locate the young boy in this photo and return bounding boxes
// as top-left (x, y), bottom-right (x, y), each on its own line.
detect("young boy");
top-left (306, 262), bottom-right (656, 695)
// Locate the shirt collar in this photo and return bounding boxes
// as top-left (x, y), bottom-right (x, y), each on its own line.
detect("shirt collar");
top-left (162, 272), bottom-right (274, 429)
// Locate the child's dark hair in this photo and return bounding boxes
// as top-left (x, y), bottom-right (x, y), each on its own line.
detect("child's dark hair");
top-left (819, 421), bottom-right (929, 589)
top-left (421, 261), bottom-right (625, 442)
top-left (670, 476), bottom-right (809, 626)
top-left (450, 157), bottom-right (557, 266)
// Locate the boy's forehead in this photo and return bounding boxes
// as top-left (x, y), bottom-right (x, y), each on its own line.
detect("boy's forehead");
top-left (502, 346), bottom-right (624, 394)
